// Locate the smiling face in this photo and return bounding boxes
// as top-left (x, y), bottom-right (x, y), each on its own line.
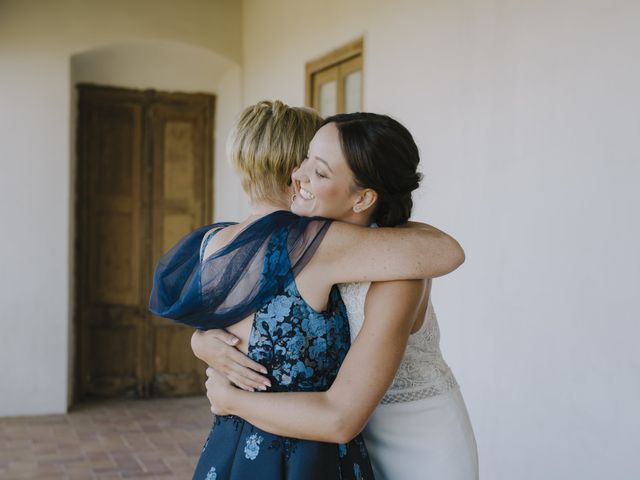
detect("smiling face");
top-left (291, 123), bottom-right (371, 224)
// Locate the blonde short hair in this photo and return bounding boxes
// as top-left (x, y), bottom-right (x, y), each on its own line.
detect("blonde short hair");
top-left (228, 100), bottom-right (323, 203)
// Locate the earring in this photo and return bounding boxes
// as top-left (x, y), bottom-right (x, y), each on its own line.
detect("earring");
top-left (291, 194), bottom-right (297, 202)
top-left (354, 206), bottom-right (361, 213)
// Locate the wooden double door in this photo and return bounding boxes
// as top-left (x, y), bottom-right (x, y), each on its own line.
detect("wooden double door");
top-left (75, 85), bottom-right (214, 400)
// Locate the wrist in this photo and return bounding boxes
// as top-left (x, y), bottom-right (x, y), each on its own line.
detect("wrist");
top-left (221, 385), bottom-right (239, 414)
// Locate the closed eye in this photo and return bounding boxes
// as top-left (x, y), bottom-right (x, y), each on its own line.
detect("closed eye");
top-left (315, 169), bottom-right (327, 179)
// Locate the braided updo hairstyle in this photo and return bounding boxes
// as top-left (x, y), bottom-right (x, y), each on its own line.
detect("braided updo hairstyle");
top-left (322, 113), bottom-right (423, 227)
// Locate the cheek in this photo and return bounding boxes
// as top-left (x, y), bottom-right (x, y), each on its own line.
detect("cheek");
top-left (314, 181), bottom-right (351, 212)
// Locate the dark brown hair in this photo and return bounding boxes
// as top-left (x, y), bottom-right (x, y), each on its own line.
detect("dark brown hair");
top-left (323, 113), bottom-right (423, 226)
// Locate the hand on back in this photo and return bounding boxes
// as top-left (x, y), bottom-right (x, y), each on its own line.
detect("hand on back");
top-left (191, 329), bottom-right (271, 392)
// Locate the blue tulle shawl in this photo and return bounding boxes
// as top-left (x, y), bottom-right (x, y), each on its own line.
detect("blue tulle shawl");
top-left (148, 210), bottom-right (332, 330)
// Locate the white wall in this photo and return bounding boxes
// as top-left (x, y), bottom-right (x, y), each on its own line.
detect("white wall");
top-left (242, 1), bottom-right (640, 479)
top-left (0, 0), bottom-right (244, 416)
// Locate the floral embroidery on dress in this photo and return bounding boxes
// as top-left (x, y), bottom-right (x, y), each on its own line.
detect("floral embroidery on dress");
top-left (265, 295), bottom-right (293, 323)
top-left (266, 436), bottom-right (299, 461)
top-left (194, 220), bottom-right (375, 479)
top-left (249, 233), bottom-right (350, 396)
top-left (214, 414), bottom-right (244, 432)
top-left (244, 433), bottom-right (264, 460)
top-left (205, 466), bottom-right (217, 480)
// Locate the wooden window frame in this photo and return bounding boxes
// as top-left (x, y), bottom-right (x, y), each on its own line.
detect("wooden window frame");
top-left (305, 37), bottom-right (364, 111)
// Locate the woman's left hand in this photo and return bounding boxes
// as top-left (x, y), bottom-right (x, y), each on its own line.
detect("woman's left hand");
top-left (205, 367), bottom-right (235, 416)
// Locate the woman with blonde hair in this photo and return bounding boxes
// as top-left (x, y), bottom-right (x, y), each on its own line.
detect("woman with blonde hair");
top-left (150, 101), bottom-right (465, 479)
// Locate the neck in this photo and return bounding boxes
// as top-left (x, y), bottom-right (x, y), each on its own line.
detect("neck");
top-left (248, 195), bottom-right (290, 218)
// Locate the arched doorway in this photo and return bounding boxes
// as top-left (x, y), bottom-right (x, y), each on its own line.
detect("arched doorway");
top-left (70, 40), bottom-right (240, 402)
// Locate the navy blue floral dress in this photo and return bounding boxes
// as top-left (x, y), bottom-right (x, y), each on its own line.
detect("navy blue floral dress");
top-left (152, 213), bottom-right (374, 480)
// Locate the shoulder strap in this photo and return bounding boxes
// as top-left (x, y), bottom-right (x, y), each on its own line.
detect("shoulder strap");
top-left (199, 226), bottom-right (227, 263)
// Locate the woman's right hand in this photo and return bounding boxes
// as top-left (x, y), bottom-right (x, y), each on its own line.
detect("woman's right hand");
top-left (191, 329), bottom-right (271, 391)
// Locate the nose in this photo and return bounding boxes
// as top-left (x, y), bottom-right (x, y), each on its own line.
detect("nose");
top-left (292, 164), bottom-right (309, 183)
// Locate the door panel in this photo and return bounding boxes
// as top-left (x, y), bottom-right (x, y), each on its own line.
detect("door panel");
top-left (78, 91), bottom-right (145, 398)
top-left (148, 96), bottom-right (214, 396)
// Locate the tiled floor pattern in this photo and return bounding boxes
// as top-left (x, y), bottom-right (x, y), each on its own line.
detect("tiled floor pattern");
top-left (0, 396), bottom-right (213, 479)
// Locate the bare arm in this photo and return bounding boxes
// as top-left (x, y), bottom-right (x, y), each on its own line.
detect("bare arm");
top-left (207, 279), bottom-right (426, 443)
top-left (314, 221), bottom-right (465, 285)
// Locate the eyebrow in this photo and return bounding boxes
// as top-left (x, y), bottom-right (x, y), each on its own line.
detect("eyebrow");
top-left (313, 156), bottom-right (334, 174)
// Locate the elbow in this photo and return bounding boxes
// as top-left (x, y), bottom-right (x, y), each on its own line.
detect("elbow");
top-left (318, 393), bottom-right (367, 443)
top-left (436, 235), bottom-right (465, 277)
top-left (330, 412), bottom-right (366, 444)
top-left (416, 228), bottom-right (465, 277)
top-left (452, 240), bottom-right (465, 269)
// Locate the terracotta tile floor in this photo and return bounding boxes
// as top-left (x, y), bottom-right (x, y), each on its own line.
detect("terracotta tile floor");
top-left (0, 396), bottom-right (213, 479)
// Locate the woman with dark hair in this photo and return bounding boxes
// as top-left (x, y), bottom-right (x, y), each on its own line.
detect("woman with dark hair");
top-left (197, 113), bottom-right (478, 479)
top-left (151, 102), bottom-right (465, 480)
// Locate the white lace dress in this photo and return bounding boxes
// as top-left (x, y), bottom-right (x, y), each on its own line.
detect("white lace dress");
top-left (338, 281), bottom-right (479, 480)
